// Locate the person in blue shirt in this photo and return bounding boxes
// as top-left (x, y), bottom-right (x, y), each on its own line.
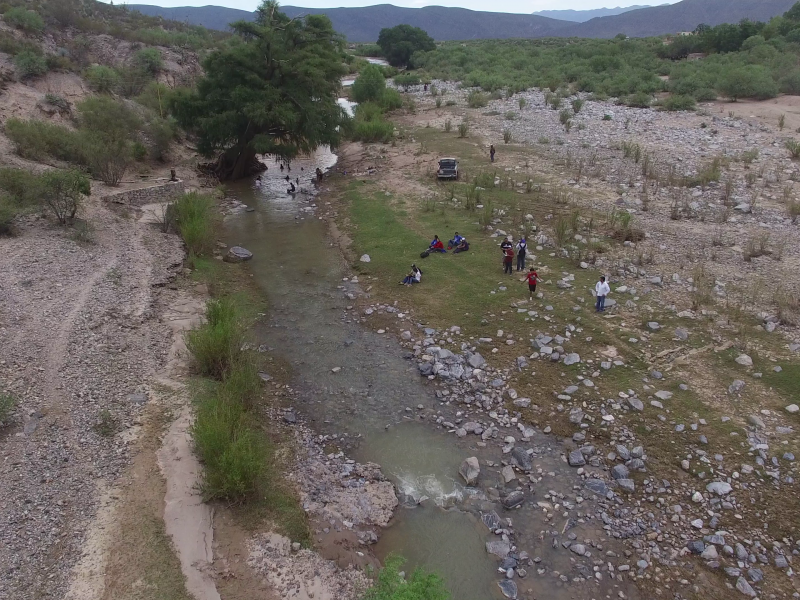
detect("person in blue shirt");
top-left (448, 232), bottom-right (464, 249)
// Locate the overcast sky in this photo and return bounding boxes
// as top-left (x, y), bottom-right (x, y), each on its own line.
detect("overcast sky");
top-left (116, 0), bottom-right (678, 15)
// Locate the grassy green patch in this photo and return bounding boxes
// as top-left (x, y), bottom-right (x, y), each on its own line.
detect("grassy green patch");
top-left (362, 554), bottom-right (450, 600)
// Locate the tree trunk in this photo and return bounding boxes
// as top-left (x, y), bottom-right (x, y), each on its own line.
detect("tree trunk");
top-left (201, 144), bottom-right (266, 182)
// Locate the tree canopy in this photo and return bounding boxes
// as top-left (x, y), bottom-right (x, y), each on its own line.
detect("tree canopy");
top-left (171, 0), bottom-right (348, 180)
top-left (351, 64), bottom-right (386, 103)
top-left (377, 24), bottom-right (435, 68)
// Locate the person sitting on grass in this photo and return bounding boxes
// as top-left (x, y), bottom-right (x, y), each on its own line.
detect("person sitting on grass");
top-left (503, 246), bottom-right (514, 274)
top-left (401, 264), bottom-right (422, 286)
top-left (448, 231), bottom-right (464, 249)
top-left (525, 267), bottom-right (538, 299)
top-left (453, 237), bottom-right (470, 253)
top-left (428, 235), bottom-right (446, 253)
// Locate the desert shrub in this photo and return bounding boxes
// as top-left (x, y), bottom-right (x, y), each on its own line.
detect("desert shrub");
top-left (0, 167), bottom-right (44, 205)
top-left (4, 7), bottom-right (45, 32)
top-left (147, 116), bottom-right (176, 161)
top-left (518, 97), bottom-right (527, 109)
top-left (77, 96), bottom-right (141, 141)
top-left (14, 50), bottom-right (47, 79)
top-left (503, 128), bottom-right (512, 143)
top-left (353, 119), bottom-right (394, 142)
top-left (133, 47), bottom-right (163, 76)
top-left (380, 88), bottom-right (403, 111)
top-left (40, 169), bottom-right (90, 224)
top-left (44, 93), bottom-right (70, 113)
top-left (4, 119), bottom-right (80, 161)
top-left (171, 191), bottom-right (215, 257)
top-left (571, 98), bottom-right (584, 113)
top-left (352, 64), bottom-right (386, 103)
top-left (132, 141), bottom-right (148, 161)
top-left (660, 94), bottom-right (696, 111)
top-left (85, 65), bottom-right (120, 93)
top-left (361, 554), bottom-right (450, 600)
top-left (787, 139), bottom-right (800, 159)
top-left (115, 66), bottom-right (151, 97)
top-left (393, 72), bottom-right (420, 90)
top-left (80, 137), bottom-right (131, 185)
top-left (135, 81), bottom-right (173, 116)
top-left (186, 297), bottom-right (245, 379)
top-left (625, 91), bottom-right (652, 108)
top-left (718, 65), bottom-right (779, 101)
top-left (693, 87), bottom-right (717, 101)
top-left (467, 90), bottom-right (488, 108)
top-left (457, 121), bottom-right (468, 137)
top-left (444, 119), bottom-right (451, 132)
top-left (0, 196), bottom-right (15, 236)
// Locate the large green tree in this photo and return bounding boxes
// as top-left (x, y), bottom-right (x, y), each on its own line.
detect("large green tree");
top-left (171, 1), bottom-right (347, 181)
top-left (377, 24), bottom-right (435, 68)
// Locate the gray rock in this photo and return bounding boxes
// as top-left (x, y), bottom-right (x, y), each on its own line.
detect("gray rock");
top-left (701, 545), bottom-right (719, 560)
top-left (747, 568), bottom-right (763, 583)
top-left (503, 490), bottom-right (525, 509)
top-left (459, 457), bottom-right (480, 485)
top-left (616, 445), bottom-right (631, 460)
top-left (563, 353), bottom-right (581, 366)
top-left (775, 554), bottom-right (789, 569)
top-left (568, 450), bottom-right (586, 467)
top-left (468, 353), bottom-right (486, 369)
top-left (611, 464), bottom-right (630, 480)
top-left (584, 479), bottom-right (608, 496)
top-left (570, 543), bottom-right (586, 556)
top-left (481, 511), bottom-right (501, 531)
top-left (647, 321), bottom-right (661, 331)
top-left (687, 540), bottom-right (705, 555)
top-left (497, 579), bottom-right (518, 599)
top-left (735, 577), bottom-right (757, 597)
top-left (501, 465), bottom-right (516, 483)
top-left (675, 328), bottom-right (689, 341)
top-left (728, 380), bottom-right (746, 394)
top-left (748, 414), bottom-right (765, 429)
top-left (628, 397), bottom-right (644, 411)
top-left (706, 481), bottom-right (732, 496)
top-left (655, 390), bottom-right (673, 400)
top-left (512, 397), bottom-right (531, 408)
top-left (786, 404), bottom-right (799, 414)
top-left (735, 354), bottom-right (753, 367)
top-left (617, 479), bottom-right (635, 492)
top-left (511, 447), bottom-right (532, 471)
top-left (282, 411), bottom-right (297, 424)
top-left (487, 540), bottom-right (511, 558)
top-left (127, 392), bottom-right (147, 405)
top-left (223, 246), bottom-right (253, 263)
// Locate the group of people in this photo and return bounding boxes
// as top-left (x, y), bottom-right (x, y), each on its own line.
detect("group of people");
top-left (499, 236), bottom-right (528, 274)
top-left (253, 164), bottom-right (325, 194)
top-left (425, 233), bottom-right (470, 255)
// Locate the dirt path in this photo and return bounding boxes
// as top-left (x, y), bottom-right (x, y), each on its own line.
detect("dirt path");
top-left (0, 191), bottom-right (187, 600)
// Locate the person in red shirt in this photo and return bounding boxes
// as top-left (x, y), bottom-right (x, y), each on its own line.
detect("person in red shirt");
top-left (428, 235), bottom-right (446, 253)
top-left (503, 247), bottom-right (514, 274)
top-left (525, 267), bottom-right (538, 298)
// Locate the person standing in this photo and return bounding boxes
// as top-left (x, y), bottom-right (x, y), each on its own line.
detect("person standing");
top-left (525, 267), bottom-right (538, 299)
top-left (500, 236), bottom-right (512, 252)
top-left (595, 275), bottom-right (610, 312)
top-left (490, 144), bottom-right (496, 163)
top-left (516, 237), bottom-right (527, 271)
top-left (503, 246), bottom-right (514, 275)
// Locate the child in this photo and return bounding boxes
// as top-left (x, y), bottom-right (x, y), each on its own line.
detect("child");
top-left (525, 267), bottom-right (538, 298)
top-left (503, 247), bottom-right (514, 275)
top-left (401, 264), bottom-right (422, 286)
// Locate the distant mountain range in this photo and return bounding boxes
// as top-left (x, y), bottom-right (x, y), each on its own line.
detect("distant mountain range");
top-left (533, 5), bottom-right (662, 23)
top-left (128, 0), bottom-right (799, 41)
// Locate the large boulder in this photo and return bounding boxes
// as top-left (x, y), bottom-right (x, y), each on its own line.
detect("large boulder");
top-left (459, 457), bottom-right (480, 485)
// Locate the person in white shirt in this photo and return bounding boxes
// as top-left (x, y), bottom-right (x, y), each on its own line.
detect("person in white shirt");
top-left (595, 276), bottom-right (610, 312)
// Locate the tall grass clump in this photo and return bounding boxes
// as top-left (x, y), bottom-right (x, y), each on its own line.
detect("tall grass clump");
top-left (186, 297), bottom-right (245, 380)
top-left (457, 121), bottom-right (469, 137)
top-left (170, 191), bottom-right (215, 257)
top-left (0, 393), bottom-right (15, 424)
top-left (362, 554), bottom-right (450, 600)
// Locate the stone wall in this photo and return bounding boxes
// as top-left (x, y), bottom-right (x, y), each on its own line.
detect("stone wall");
top-left (103, 180), bottom-right (185, 207)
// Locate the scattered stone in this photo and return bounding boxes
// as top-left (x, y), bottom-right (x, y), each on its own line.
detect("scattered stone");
top-left (563, 353), bottom-right (581, 366)
top-left (359, 254), bottom-right (371, 262)
top-left (655, 391), bottom-right (673, 400)
top-left (223, 246), bottom-right (253, 263)
top-left (497, 579), bottom-right (518, 599)
top-left (735, 354), bottom-right (753, 367)
top-left (728, 380), bottom-right (745, 394)
top-left (706, 481), bottom-right (732, 496)
top-left (568, 450), bottom-right (586, 467)
top-left (786, 404), bottom-right (799, 414)
top-left (502, 490), bottom-right (525, 509)
top-left (735, 577), bottom-right (757, 597)
top-left (487, 540), bottom-right (511, 558)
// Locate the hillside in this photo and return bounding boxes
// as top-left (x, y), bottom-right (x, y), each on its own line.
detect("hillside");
top-left (562, 0), bottom-right (798, 37)
top-left (533, 4), bottom-right (663, 23)
top-left (129, 0), bottom-right (800, 41)
top-left (129, 3), bottom-right (573, 41)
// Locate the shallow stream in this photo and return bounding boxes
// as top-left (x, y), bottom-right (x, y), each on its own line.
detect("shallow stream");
top-left (221, 151), bottom-right (640, 600)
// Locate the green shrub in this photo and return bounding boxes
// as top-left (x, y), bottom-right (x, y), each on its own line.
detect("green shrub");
top-left (132, 141), bottom-right (148, 161)
top-left (147, 117), bottom-right (176, 161)
top-left (4, 119), bottom-right (80, 161)
top-left (172, 191), bottom-right (215, 257)
top-left (0, 393), bottom-right (16, 423)
top-left (135, 81), bottom-right (173, 116)
top-left (39, 170), bottom-right (90, 224)
top-left (115, 66), bottom-right (151, 97)
top-left (85, 65), bottom-right (120, 94)
top-left (4, 7), bottom-right (45, 32)
top-left (0, 196), bottom-right (16, 236)
top-left (625, 91), bottom-right (652, 108)
top-left (353, 120), bottom-right (394, 142)
top-left (186, 296), bottom-right (245, 379)
top-left (693, 87), bottom-right (718, 102)
top-left (394, 72), bottom-right (420, 90)
top-left (14, 50), bottom-right (47, 79)
top-left (660, 94), bottom-right (696, 111)
top-left (458, 121), bottom-right (468, 137)
top-left (80, 136), bottom-right (132, 186)
top-left (0, 167), bottom-right (44, 205)
top-left (467, 90), bottom-right (488, 108)
top-left (718, 65), bottom-right (779, 101)
top-left (193, 390), bottom-right (262, 500)
top-left (133, 47), bottom-right (163, 76)
top-left (77, 96), bottom-right (142, 143)
top-left (352, 64), bottom-right (386, 103)
top-left (571, 98), bottom-right (584, 113)
top-left (380, 88), bottom-right (403, 111)
top-left (362, 554), bottom-right (450, 600)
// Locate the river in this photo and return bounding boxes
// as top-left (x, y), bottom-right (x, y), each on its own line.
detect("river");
top-left (220, 149), bottom-right (641, 600)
